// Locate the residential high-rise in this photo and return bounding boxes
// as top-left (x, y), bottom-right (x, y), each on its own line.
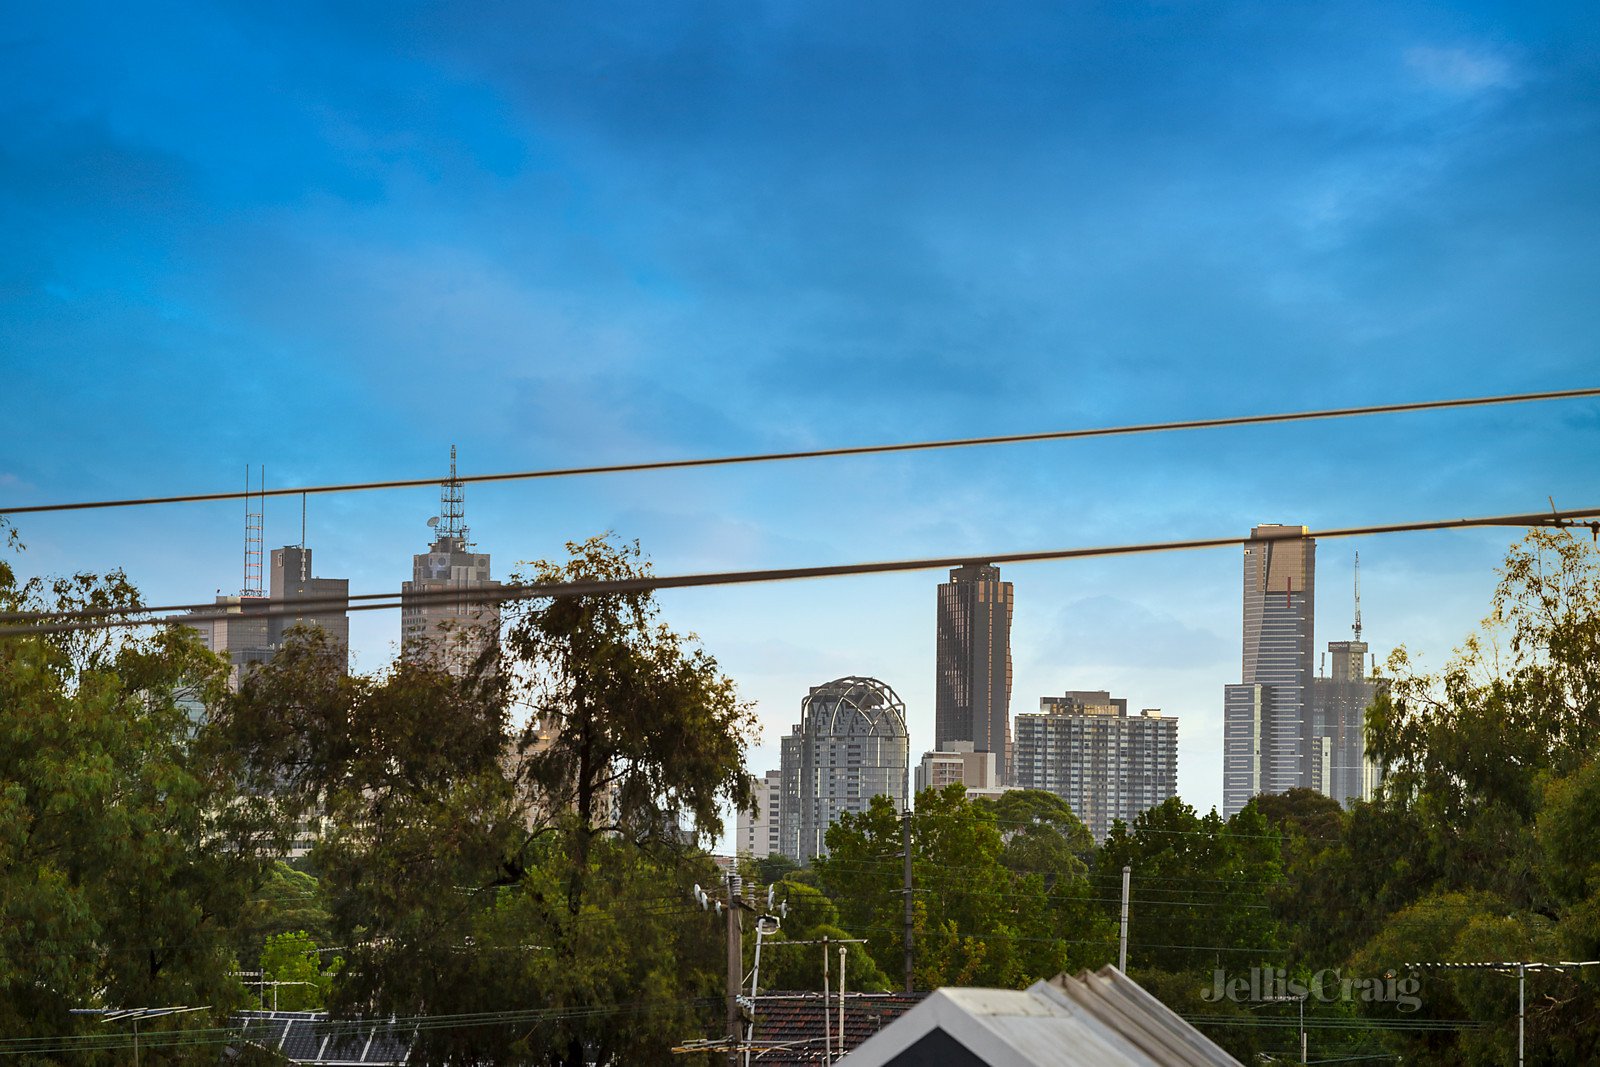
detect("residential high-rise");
top-left (778, 677), bottom-right (909, 862)
top-left (913, 741), bottom-right (1007, 800)
top-left (1013, 691), bottom-right (1178, 842)
top-left (935, 564), bottom-right (1014, 780)
top-left (1223, 524), bottom-right (1316, 817)
top-left (1310, 554), bottom-right (1388, 806)
top-left (735, 769), bottom-right (783, 859)
top-left (400, 448), bottom-right (503, 675)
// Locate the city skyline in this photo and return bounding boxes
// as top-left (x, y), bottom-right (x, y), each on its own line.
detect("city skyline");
top-left (6, 0), bottom-right (1599, 832)
top-left (146, 498), bottom-right (1508, 834)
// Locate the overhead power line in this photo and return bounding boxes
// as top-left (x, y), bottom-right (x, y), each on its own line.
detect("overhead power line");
top-left (2, 503), bottom-right (1597, 637)
top-left (2, 386), bottom-right (1596, 517)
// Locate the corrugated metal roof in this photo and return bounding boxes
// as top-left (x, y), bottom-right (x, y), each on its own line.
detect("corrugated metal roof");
top-left (839, 966), bottom-right (1242, 1067)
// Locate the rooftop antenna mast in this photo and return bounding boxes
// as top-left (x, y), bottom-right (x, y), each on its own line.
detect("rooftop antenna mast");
top-left (241, 465), bottom-right (264, 599)
top-left (437, 445), bottom-right (468, 545)
top-left (1353, 551), bottom-right (1362, 642)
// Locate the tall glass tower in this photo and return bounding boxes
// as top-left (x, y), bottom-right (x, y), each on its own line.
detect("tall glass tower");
top-left (1223, 525), bottom-right (1315, 816)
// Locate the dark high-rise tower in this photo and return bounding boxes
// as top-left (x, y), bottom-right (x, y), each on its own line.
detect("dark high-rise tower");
top-left (1223, 524), bottom-right (1315, 816)
top-left (935, 563), bottom-right (1014, 780)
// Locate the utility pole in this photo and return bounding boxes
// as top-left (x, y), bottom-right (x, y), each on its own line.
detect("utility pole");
top-left (726, 869), bottom-right (743, 1067)
top-left (822, 936), bottom-right (832, 1063)
top-left (1407, 957), bottom-right (1600, 1067)
top-left (902, 809), bottom-right (914, 993)
top-left (1518, 962), bottom-right (1525, 1067)
top-left (1118, 866), bottom-right (1131, 972)
top-left (1298, 994), bottom-right (1306, 1066)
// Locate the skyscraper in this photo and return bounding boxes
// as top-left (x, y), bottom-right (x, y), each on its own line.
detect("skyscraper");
top-left (1223, 525), bottom-right (1316, 816)
top-left (179, 546), bottom-right (349, 689)
top-left (1013, 691), bottom-right (1178, 842)
top-left (268, 545), bottom-right (350, 659)
top-left (1310, 554), bottom-right (1387, 806)
top-left (935, 564), bottom-right (1014, 780)
top-left (778, 677), bottom-right (909, 862)
top-left (400, 447), bottom-right (503, 675)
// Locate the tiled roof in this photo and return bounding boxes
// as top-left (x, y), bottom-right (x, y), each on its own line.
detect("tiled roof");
top-left (747, 992), bottom-right (927, 1063)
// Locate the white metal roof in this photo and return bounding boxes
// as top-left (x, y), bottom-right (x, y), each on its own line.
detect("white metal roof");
top-left (839, 966), bottom-right (1241, 1067)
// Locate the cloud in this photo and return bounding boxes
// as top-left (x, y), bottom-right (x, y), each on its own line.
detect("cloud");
top-left (1404, 46), bottom-right (1517, 94)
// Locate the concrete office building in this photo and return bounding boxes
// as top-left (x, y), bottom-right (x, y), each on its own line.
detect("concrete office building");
top-left (180, 545), bottom-right (349, 690)
top-left (268, 546), bottom-right (350, 656)
top-left (1223, 525), bottom-right (1316, 817)
top-left (1014, 691), bottom-right (1178, 842)
top-left (180, 596), bottom-right (273, 690)
top-left (779, 677), bottom-right (910, 862)
top-left (935, 564), bottom-right (1015, 781)
top-left (736, 769), bottom-right (784, 859)
top-left (400, 448), bottom-right (503, 675)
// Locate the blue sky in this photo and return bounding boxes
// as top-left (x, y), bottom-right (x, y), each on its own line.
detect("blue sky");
top-left (4, 1), bottom-right (1598, 828)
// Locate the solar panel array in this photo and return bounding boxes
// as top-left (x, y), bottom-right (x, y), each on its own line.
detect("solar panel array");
top-left (232, 1011), bottom-right (412, 1065)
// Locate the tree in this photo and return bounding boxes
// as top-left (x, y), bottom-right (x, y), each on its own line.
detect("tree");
top-left (817, 786), bottom-right (1110, 991)
top-left (219, 534), bottom-right (756, 1065)
top-left (505, 536), bottom-right (757, 907)
top-left (1096, 798), bottom-right (1285, 978)
top-left (752, 879), bottom-right (893, 993)
top-left (0, 532), bottom-right (279, 1059)
top-left (259, 930), bottom-right (339, 1011)
top-left (1323, 530), bottom-right (1600, 1063)
top-left (234, 862), bottom-right (333, 968)
top-left (1369, 529), bottom-right (1600, 825)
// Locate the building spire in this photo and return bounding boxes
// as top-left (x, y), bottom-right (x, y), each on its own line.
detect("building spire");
top-left (1353, 551), bottom-right (1362, 642)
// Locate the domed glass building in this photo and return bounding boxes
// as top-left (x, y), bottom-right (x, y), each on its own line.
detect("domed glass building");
top-left (778, 676), bottom-right (909, 862)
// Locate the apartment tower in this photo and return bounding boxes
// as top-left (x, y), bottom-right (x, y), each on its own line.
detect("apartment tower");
top-left (1013, 691), bottom-right (1178, 842)
top-left (778, 677), bottom-right (909, 862)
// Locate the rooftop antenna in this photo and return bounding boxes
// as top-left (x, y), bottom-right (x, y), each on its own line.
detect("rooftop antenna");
top-left (1353, 551), bottom-right (1362, 642)
top-left (438, 445), bottom-right (468, 545)
top-left (241, 465), bottom-right (264, 599)
top-left (299, 491), bottom-right (309, 582)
